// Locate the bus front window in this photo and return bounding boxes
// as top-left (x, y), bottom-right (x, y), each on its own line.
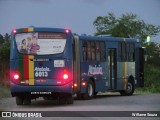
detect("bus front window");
top-left (15, 32), bottom-right (67, 55)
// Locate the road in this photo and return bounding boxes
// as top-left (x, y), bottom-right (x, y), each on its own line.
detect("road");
top-left (0, 93), bottom-right (160, 120)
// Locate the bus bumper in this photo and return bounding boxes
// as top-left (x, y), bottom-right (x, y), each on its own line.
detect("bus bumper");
top-left (10, 81), bottom-right (73, 97)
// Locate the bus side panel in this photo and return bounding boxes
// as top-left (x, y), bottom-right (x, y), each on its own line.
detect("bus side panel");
top-left (80, 62), bottom-right (108, 93)
top-left (117, 62), bottom-right (135, 91)
top-left (117, 62), bottom-right (125, 90)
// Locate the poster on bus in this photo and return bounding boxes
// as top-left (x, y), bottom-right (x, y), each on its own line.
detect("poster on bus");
top-left (15, 32), bottom-right (67, 55)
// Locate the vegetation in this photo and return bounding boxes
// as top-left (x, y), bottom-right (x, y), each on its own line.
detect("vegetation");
top-left (0, 33), bottom-right (10, 86)
top-left (0, 83), bottom-right (10, 98)
top-left (135, 64), bottom-right (160, 93)
top-left (93, 12), bottom-right (160, 43)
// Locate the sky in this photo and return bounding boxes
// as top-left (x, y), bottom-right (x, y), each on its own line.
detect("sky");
top-left (0, 0), bottom-right (160, 43)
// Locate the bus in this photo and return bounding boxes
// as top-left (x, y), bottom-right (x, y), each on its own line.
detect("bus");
top-left (10, 27), bottom-right (145, 105)
top-left (10, 27), bottom-right (74, 105)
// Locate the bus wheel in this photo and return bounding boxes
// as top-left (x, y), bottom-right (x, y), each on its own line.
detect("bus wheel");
top-left (120, 80), bottom-right (134, 96)
top-left (16, 97), bottom-right (23, 105)
top-left (23, 98), bottom-right (31, 105)
top-left (66, 96), bottom-right (74, 104)
top-left (58, 97), bottom-right (67, 104)
top-left (82, 80), bottom-right (94, 100)
top-left (94, 92), bottom-right (98, 95)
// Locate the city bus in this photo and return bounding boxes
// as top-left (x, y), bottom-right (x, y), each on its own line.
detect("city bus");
top-left (10, 27), bottom-right (74, 105)
top-left (10, 27), bottom-right (145, 105)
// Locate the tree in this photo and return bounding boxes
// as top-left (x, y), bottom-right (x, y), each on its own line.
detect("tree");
top-left (0, 34), bottom-right (10, 85)
top-left (0, 34), bottom-right (4, 44)
top-left (93, 13), bottom-right (160, 43)
top-left (4, 33), bottom-right (10, 44)
top-left (143, 42), bottom-right (160, 66)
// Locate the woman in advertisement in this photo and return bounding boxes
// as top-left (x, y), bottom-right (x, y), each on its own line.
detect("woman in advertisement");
top-left (20, 39), bottom-right (27, 53)
top-left (29, 35), bottom-right (40, 54)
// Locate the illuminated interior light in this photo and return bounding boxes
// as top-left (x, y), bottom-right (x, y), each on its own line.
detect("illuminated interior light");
top-left (74, 83), bottom-right (77, 87)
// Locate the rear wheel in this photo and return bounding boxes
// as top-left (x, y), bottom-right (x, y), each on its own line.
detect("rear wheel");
top-left (94, 92), bottom-right (98, 95)
top-left (23, 98), bottom-right (31, 105)
top-left (82, 80), bottom-right (94, 100)
top-left (58, 95), bottom-right (74, 104)
top-left (16, 97), bottom-right (23, 105)
top-left (66, 96), bottom-right (74, 104)
top-left (120, 80), bottom-right (134, 96)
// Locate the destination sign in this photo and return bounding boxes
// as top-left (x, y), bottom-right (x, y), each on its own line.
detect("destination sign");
top-left (38, 33), bottom-right (67, 39)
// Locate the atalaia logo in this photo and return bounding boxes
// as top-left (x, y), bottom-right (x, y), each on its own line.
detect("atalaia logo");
top-left (88, 65), bottom-right (103, 75)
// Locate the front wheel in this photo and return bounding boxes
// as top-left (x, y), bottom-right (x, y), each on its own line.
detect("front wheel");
top-left (23, 98), bottom-right (31, 105)
top-left (120, 80), bottom-right (134, 96)
top-left (82, 80), bottom-right (94, 100)
top-left (16, 97), bottom-right (23, 105)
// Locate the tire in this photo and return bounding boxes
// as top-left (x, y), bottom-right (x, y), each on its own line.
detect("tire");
top-left (76, 93), bottom-right (82, 100)
top-left (120, 80), bottom-right (134, 96)
top-left (82, 80), bottom-right (94, 100)
top-left (58, 97), bottom-right (67, 105)
top-left (94, 92), bottom-right (98, 95)
top-left (66, 97), bottom-right (74, 104)
top-left (23, 98), bottom-right (31, 105)
top-left (16, 97), bottom-right (23, 105)
top-left (43, 97), bottom-right (49, 100)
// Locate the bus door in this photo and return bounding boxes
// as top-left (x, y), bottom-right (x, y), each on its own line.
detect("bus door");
top-left (72, 36), bottom-right (81, 93)
top-left (108, 48), bottom-right (117, 90)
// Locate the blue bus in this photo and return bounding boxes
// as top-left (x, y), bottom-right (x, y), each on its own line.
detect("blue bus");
top-left (10, 27), bottom-right (144, 105)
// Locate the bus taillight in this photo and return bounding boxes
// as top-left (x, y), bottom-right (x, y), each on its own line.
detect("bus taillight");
top-left (13, 29), bottom-right (17, 34)
top-left (65, 29), bottom-right (69, 33)
top-left (11, 72), bottom-right (20, 84)
top-left (63, 74), bottom-right (69, 80)
top-left (14, 74), bottom-right (19, 80)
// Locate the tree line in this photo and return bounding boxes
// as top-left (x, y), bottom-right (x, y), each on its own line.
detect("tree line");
top-left (0, 33), bottom-right (10, 85)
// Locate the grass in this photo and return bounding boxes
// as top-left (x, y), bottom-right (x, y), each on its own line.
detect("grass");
top-left (0, 83), bottom-right (11, 98)
top-left (135, 63), bottom-right (160, 94)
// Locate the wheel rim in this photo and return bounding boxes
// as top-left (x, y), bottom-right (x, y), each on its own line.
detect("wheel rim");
top-left (88, 84), bottom-right (93, 97)
top-left (126, 82), bottom-right (132, 93)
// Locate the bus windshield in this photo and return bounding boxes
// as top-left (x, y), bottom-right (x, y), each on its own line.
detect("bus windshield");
top-left (15, 32), bottom-right (67, 55)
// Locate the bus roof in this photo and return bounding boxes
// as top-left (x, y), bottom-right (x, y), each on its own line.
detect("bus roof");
top-left (11, 27), bottom-right (71, 34)
top-left (79, 35), bottom-right (139, 43)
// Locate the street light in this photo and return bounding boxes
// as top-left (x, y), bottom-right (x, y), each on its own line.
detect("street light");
top-left (146, 36), bottom-right (150, 43)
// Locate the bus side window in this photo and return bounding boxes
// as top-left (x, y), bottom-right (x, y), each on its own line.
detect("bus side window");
top-left (118, 42), bottom-right (127, 61)
top-left (87, 41), bottom-right (91, 61)
top-left (126, 43), bottom-right (135, 62)
top-left (127, 43), bottom-right (130, 61)
top-left (100, 41), bottom-right (106, 61)
top-left (118, 43), bottom-right (122, 61)
top-left (91, 41), bottom-right (96, 61)
top-left (122, 42), bottom-right (126, 61)
top-left (130, 44), bottom-right (135, 61)
top-left (96, 42), bottom-right (100, 61)
top-left (83, 41), bottom-right (87, 61)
